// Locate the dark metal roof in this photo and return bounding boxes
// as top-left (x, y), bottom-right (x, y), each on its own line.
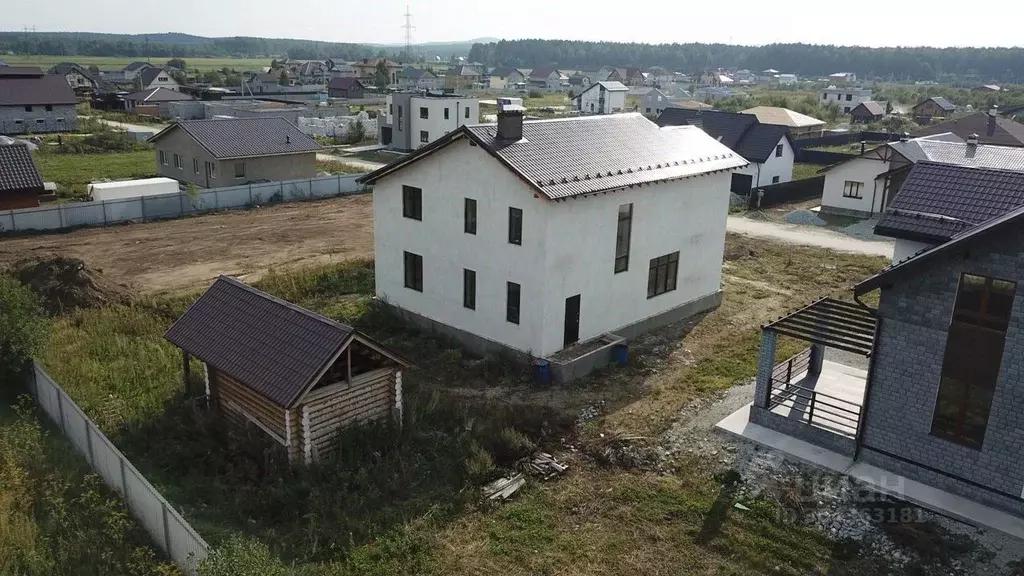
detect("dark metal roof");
top-left (359, 113), bottom-right (747, 199)
top-left (919, 96), bottom-right (956, 111)
top-left (875, 162), bottom-right (1024, 242)
top-left (0, 73), bottom-right (77, 106)
top-left (852, 101), bottom-right (885, 116)
top-left (165, 276), bottom-right (355, 408)
top-left (0, 67), bottom-right (44, 77)
top-left (764, 298), bottom-right (877, 356)
top-left (529, 67), bottom-right (561, 79)
top-left (138, 67), bottom-right (169, 87)
top-left (124, 61), bottom-right (154, 71)
top-left (400, 67), bottom-right (435, 80)
top-left (328, 77), bottom-right (364, 90)
top-left (0, 144), bottom-right (44, 193)
top-left (489, 67), bottom-right (520, 77)
top-left (913, 112), bottom-right (1024, 147)
top-left (49, 62), bottom-right (96, 82)
top-left (858, 202), bottom-right (1024, 295)
top-left (148, 117), bottom-right (321, 160)
top-left (656, 108), bottom-right (791, 163)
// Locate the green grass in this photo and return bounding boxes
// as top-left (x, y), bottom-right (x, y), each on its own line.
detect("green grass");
top-left (793, 163), bottom-right (823, 181)
top-left (33, 150), bottom-right (157, 198)
top-left (2, 55), bottom-right (272, 72)
top-left (316, 159), bottom-right (370, 175)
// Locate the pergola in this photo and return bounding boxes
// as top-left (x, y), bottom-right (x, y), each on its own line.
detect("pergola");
top-left (763, 297), bottom-right (877, 356)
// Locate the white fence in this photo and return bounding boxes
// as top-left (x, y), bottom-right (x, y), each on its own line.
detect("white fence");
top-left (0, 173), bottom-right (368, 234)
top-left (29, 364), bottom-right (210, 575)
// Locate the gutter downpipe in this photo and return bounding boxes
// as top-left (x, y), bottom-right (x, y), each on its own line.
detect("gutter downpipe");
top-left (853, 290), bottom-right (881, 462)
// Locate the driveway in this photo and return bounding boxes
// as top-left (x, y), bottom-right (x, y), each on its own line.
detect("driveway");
top-left (726, 216), bottom-right (894, 257)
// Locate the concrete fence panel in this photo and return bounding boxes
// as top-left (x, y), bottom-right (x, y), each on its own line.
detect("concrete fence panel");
top-left (142, 193), bottom-right (187, 221)
top-left (11, 206), bottom-right (62, 232)
top-left (104, 198), bottom-right (145, 224)
top-left (0, 212), bottom-right (14, 232)
top-left (61, 202), bottom-right (106, 228)
top-left (216, 185), bottom-right (251, 209)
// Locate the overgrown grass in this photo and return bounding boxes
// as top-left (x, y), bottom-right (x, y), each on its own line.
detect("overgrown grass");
top-left (792, 162), bottom-right (823, 181)
top-left (316, 159), bottom-right (371, 175)
top-left (33, 150), bottom-right (157, 198)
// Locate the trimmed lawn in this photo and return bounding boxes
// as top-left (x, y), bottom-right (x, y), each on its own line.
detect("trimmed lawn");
top-left (34, 151), bottom-right (157, 198)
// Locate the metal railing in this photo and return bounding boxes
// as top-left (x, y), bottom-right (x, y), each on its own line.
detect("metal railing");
top-left (767, 350), bottom-right (862, 438)
top-left (771, 347), bottom-right (811, 385)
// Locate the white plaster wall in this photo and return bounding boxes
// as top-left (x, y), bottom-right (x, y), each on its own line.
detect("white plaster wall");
top-left (892, 238), bottom-right (932, 263)
top-left (409, 98), bottom-right (479, 149)
top-left (821, 157), bottom-right (888, 215)
top-left (756, 136), bottom-right (794, 185)
top-left (819, 89), bottom-right (871, 112)
top-left (578, 87), bottom-right (626, 114)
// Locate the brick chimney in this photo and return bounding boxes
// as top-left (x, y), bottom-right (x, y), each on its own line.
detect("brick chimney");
top-left (988, 106), bottom-right (998, 137)
top-left (496, 98), bottom-right (525, 141)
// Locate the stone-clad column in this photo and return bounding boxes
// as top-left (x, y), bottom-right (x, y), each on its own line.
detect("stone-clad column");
top-left (753, 330), bottom-right (778, 408)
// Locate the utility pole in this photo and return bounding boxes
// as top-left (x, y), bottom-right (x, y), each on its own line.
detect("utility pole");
top-left (402, 5), bottom-right (416, 62)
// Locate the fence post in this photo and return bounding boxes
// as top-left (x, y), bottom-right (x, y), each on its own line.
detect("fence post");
top-left (279, 181), bottom-right (284, 202)
top-left (58, 205), bottom-right (66, 229)
top-left (102, 200), bottom-right (108, 226)
top-left (786, 358), bottom-right (793, 384)
top-left (161, 502), bottom-right (172, 554)
top-left (120, 457), bottom-right (128, 498)
top-left (309, 178), bottom-right (313, 200)
top-left (178, 190), bottom-right (185, 218)
top-left (85, 419), bottom-right (94, 465)
top-left (141, 197), bottom-right (147, 222)
top-left (214, 188), bottom-right (220, 210)
top-left (248, 183), bottom-right (253, 206)
top-left (56, 389), bottom-right (66, 433)
top-left (337, 175), bottom-right (342, 195)
top-left (808, 393), bottom-right (816, 424)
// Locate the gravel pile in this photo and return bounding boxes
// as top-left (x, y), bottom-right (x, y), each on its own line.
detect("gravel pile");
top-left (784, 209), bottom-right (827, 226)
top-left (841, 217), bottom-right (884, 240)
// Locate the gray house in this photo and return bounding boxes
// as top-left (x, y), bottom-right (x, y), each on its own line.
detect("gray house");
top-left (0, 67), bottom-right (78, 134)
top-left (147, 117), bottom-right (321, 188)
top-left (746, 162), bottom-right (1024, 518)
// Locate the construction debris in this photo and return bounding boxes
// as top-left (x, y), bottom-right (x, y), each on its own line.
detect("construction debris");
top-left (529, 452), bottom-right (568, 480)
top-left (483, 473), bottom-right (526, 501)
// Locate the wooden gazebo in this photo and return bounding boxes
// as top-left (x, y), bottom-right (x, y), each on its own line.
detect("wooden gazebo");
top-left (165, 276), bottom-right (410, 464)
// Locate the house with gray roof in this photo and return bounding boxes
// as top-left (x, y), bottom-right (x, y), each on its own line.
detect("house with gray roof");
top-left (147, 117), bottom-right (321, 188)
top-left (49, 62), bottom-right (98, 92)
top-left (0, 67), bottom-right (78, 134)
top-left (358, 107), bottom-right (748, 379)
top-left (136, 67), bottom-right (181, 92)
top-left (573, 81), bottom-right (628, 115)
top-left (398, 67), bottom-right (441, 91)
top-left (912, 96), bottom-right (957, 123)
top-left (487, 67), bottom-right (525, 91)
top-left (914, 110), bottom-right (1024, 147)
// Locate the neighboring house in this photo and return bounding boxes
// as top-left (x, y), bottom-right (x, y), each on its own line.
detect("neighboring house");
top-left (913, 110), bottom-right (1024, 147)
top-left (293, 61), bottom-right (327, 83)
top-left (616, 67), bottom-right (645, 86)
top-left (740, 106), bottom-right (826, 138)
top-left (444, 65), bottom-right (481, 91)
top-left (0, 67), bottom-right (78, 134)
top-left (597, 66), bottom-right (623, 82)
top-left (573, 81), bottom-right (628, 115)
top-left (0, 144), bottom-right (44, 209)
top-left (776, 73), bottom-right (798, 85)
top-left (698, 70), bottom-right (733, 86)
top-left (820, 86), bottom-right (872, 113)
top-left (828, 72), bottom-right (857, 83)
top-left (657, 108), bottom-right (794, 192)
top-left (351, 58), bottom-right (402, 86)
top-left (398, 67), bottom-right (442, 91)
top-left (147, 117), bottom-right (321, 188)
top-left (487, 67), bottom-right (525, 91)
top-left (849, 101), bottom-right (886, 124)
top-left (356, 109), bottom-right (747, 374)
top-left (528, 67), bottom-right (568, 92)
top-left (245, 72), bottom-right (282, 94)
top-left (123, 61), bottom-right (156, 80)
top-left (973, 84), bottom-right (1001, 93)
top-left (122, 87), bottom-right (194, 114)
top-left (327, 77), bottom-right (366, 99)
top-left (642, 88), bottom-right (696, 117)
top-left (327, 63), bottom-right (358, 79)
top-left (165, 275), bottom-right (409, 465)
top-left (733, 69), bottom-right (757, 84)
top-left (693, 86), bottom-right (736, 101)
top-left (49, 62), bottom-right (97, 92)
top-left (379, 92), bottom-right (479, 152)
top-left (912, 97), bottom-right (956, 123)
top-left (136, 68), bottom-right (180, 92)
top-left (567, 72), bottom-right (592, 92)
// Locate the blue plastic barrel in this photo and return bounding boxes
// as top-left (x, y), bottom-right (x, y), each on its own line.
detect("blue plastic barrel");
top-left (532, 359), bottom-right (552, 384)
top-left (612, 343), bottom-right (629, 365)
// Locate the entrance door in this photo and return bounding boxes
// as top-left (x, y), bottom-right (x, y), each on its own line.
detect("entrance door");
top-left (564, 295), bottom-right (581, 347)
top-left (730, 173), bottom-right (753, 194)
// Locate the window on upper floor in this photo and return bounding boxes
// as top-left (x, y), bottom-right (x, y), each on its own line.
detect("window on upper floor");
top-left (402, 185), bottom-right (422, 220)
top-left (420, 107), bottom-right (428, 119)
top-left (775, 144), bottom-right (784, 157)
top-left (647, 252), bottom-right (679, 298)
top-left (465, 107), bottom-right (470, 119)
top-left (506, 281), bottom-right (520, 324)
top-left (45, 105), bottom-right (53, 112)
top-left (822, 93), bottom-right (828, 99)
top-left (403, 251), bottom-right (423, 292)
top-left (508, 207), bottom-right (522, 245)
top-left (843, 181), bottom-right (863, 199)
top-left (845, 94), bottom-right (852, 101)
top-left (159, 150), bottom-right (167, 165)
top-left (932, 273), bottom-right (1016, 449)
top-left (173, 153), bottom-right (183, 170)
top-left (615, 203), bottom-right (632, 273)
top-left (464, 198), bottom-right (477, 234)
top-left (24, 105), bottom-right (32, 112)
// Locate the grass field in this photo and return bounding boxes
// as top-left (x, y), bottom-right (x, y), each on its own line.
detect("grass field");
top-left (31, 233), bottom-right (903, 574)
top-left (2, 55), bottom-right (272, 72)
top-left (793, 162), bottom-right (823, 181)
top-left (33, 150), bottom-right (157, 198)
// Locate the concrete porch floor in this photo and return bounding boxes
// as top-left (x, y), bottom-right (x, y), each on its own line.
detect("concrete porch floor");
top-left (716, 403), bottom-right (1024, 540)
top-left (769, 360), bottom-right (867, 437)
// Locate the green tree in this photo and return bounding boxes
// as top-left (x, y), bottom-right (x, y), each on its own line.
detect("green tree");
top-left (87, 64), bottom-right (99, 76)
top-left (166, 57), bottom-right (186, 70)
top-left (278, 70), bottom-right (289, 86)
top-left (0, 274), bottom-right (47, 386)
top-left (374, 60), bottom-right (390, 88)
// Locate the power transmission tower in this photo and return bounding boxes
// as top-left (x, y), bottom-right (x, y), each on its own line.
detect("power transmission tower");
top-left (402, 5), bottom-right (416, 61)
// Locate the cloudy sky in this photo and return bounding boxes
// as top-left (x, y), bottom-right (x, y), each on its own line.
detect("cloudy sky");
top-left (7, 0), bottom-right (1023, 48)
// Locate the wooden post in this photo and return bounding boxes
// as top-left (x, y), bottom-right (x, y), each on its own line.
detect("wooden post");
top-left (346, 347), bottom-right (352, 383)
top-left (182, 351), bottom-right (191, 395)
top-left (302, 405), bottom-right (312, 465)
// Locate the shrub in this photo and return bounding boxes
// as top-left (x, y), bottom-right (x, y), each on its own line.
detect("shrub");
top-left (199, 536), bottom-right (291, 576)
top-left (0, 274), bottom-right (48, 386)
top-left (492, 427), bottom-right (536, 463)
top-left (346, 120), bottom-right (367, 144)
top-left (465, 442), bottom-right (495, 484)
top-left (528, 90), bottom-right (544, 99)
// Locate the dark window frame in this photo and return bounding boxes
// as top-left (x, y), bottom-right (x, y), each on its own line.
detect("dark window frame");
top-left (508, 207), bottom-right (523, 245)
top-left (647, 252), bottom-right (679, 298)
top-left (842, 180), bottom-right (863, 199)
top-left (419, 130), bottom-right (429, 143)
top-left (463, 269), bottom-right (476, 310)
top-left (419, 106), bottom-right (429, 119)
top-left (614, 203), bottom-right (633, 273)
top-left (45, 104), bottom-right (53, 112)
top-left (506, 281), bottom-right (520, 324)
top-left (402, 185), bottom-right (422, 220)
top-left (444, 107), bottom-right (450, 120)
top-left (775, 143), bottom-right (784, 157)
top-left (464, 198), bottom-right (477, 234)
top-left (24, 105), bottom-right (32, 112)
top-left (772, 175), bottom-right (780, 184)
top-left (403, 251), bottom-right (423, 292)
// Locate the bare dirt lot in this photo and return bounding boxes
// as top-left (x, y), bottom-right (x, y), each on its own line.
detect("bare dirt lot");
top-left (0, 195), bottom-right (373, 294)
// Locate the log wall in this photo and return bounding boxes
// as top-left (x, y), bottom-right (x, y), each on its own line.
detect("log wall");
top-left (298, 368), bottom-right (398, 463)
top-left (212, 370), bottom-right (289, 447)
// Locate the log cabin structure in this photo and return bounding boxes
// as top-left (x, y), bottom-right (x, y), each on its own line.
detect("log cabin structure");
top-left (165, 276), bottom-right (410, 465)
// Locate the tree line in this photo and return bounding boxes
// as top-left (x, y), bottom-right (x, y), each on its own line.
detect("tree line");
top-left (468, 40), bottom-right (1024, 82)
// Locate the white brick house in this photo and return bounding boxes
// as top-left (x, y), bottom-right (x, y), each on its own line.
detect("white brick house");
top-left (359, 110), bottom-right (746, 363)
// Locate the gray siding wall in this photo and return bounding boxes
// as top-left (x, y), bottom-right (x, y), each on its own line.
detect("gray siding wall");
top-left (153, 128), bottom-right (317, 188)
top-left (0, 104), bottom-right (78, 134)
top-left (861, 229), bottom-right (1024, 513)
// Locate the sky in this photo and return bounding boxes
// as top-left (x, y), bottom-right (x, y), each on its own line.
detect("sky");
top-left (6, 0), bottom-right (1024, 49)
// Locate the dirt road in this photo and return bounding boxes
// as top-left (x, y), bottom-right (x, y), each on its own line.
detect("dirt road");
top-left (727, 216), bottom-right (894, 257)
top-left (0, 195), bottom-right (373, 294)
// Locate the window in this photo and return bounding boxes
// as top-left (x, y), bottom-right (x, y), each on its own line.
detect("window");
top-left (403, 252), bottom-right (423, 292)
top-left (206, 162), bottom-right (217, 178)
top-left (842, 180), bottom-right (863, 199)
top-left (822, 92), bottom-right (828, 100)
top-left (159, 150), bottom-right (167, 165)
top-left (402, 185), bottom-right (422, 220)
top-left (845, 93), bottom-right (852, 101)
top-left (464, 198), bottom-right (477, 234)
top-left (444, 107), bottom-right (450, 120)
top-left (508, 207), bottom-right (523, 245)
top-left (615, 203), bottom-right (632, 273)
top-left (775, 144), bottom-right (784, 158)
top-left (45, 105), bottom-right (53, 112)
top-left (24, 105), bottom-right (32, 112)
top-left (647, 252), bottom-right (679, 298)
top-left (420, 106), bottom-right (428, 119)
top-left (158, 76), bottom-right (167, 82)
top-left (35, 119), bottom-right (44, 125)
top-left (931, 274), bottom-right (1016, 448)
top-left (772, 176), bottom-right (780, 184)
top-left (389, 103), bottom-right (393, 115)
top-left (420, 130), bottom-right (429, 143)
top-left (173, 153), bottom-right (183, 170)
top-left (234, 162), bottom-right (246, 179)
top-left (465, 107), bottom-right (470, 119)
top-left (463, 269), bottom-right (476, 310)
top-left (193, 158), bottom-right (200, 174)
top-left (506, 282), bottom-right (520, 324)
top-left (645, 107), bottom-right (652, 113)
top-left (844, 107), bottom-right (851, 114)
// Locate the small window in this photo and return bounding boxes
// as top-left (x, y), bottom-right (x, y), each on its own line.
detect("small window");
top-left (234, 162), bottom-right (246, 179)
top-left (645, 107), bottom-right (651, 113)
top-left (24, 105), bottom-right (32, 112)
top-left (822, 92), bottom-right (827, 99)
top-left (193, 158), bottom-right (200, 174)
top-left (464, 198), bottom-right (477, 234)
top-left (444, 107), bottom-right (450, 120)
top-left (173, 153), bottom-right (183, 169)
top-left (772, 176), bottom-right (780, 184)
top-left (842, 180), bottom-right (863, 199)
top-left (35, 119), bottom-right (44, 125)
top-left (159, 150), bottom-right (167, 165)
top-left (402, 185), bottom-right (422, 220)
top-left (463, 269), bottom-right (476, 310)
top-left (389, 103), bottom-right (393, 115)
top-left (403, 252), bottom-right (423, 292)
top-left (158, 76), bottom-right (167, 82)
top-left (420, 106), bottom-right (428, 119)
top-left (845, 93), bottom-right (852, 101)
top-left (420, 130), bottom-right (429, 143)
top-left (508, 207), bottom-right (522, 245)
top-left (465, 107), bottom-right (470, 119)
top-left (506, 282), bottom-right (520, 324)
top-left (844, 107), bottom-right (851, 114)
top-left (45, 105), bottom-right (53, 112)
top-left (775, 144), bottom-right (783, 157)
top-left (614, 203), bottom-right (632, 273)
top-left (647, 252), bottom-right (679, 298)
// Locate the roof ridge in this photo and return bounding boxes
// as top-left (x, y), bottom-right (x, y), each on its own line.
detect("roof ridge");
top-left (216, 276), bottom-right (355, 334)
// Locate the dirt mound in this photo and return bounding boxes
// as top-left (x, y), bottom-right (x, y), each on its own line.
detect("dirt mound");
top-left (10, 257), bottom-right (132, 314)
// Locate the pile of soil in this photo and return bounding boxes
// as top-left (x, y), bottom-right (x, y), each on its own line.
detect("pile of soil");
top-left (10, 257), bottom-right (132, 315)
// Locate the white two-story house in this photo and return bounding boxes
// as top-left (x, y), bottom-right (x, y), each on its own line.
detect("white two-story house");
top-left (573, 81), bottom-right (628, 114)
top-left (820, 85), bottom-right (872, 114)
top-left (358, 108), bottom-right (747, 366)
